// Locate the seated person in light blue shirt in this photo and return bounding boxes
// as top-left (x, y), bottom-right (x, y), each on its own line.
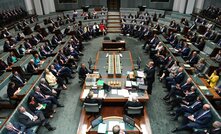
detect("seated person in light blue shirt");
top-left (33, 54), bottom-right (42, 67)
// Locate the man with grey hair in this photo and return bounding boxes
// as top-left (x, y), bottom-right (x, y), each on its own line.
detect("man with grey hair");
top-left (39, 78), bottom-right (61, 98)
top-left (33, 86), bottom-right (64, 107)
top-left (5, 121), bottom-right (34, 134)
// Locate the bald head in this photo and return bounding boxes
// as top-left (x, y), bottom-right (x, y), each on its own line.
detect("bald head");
top-left (186, 78), bottom-right (192, 84)
top-left (203, 104), bottom-right (210, 110)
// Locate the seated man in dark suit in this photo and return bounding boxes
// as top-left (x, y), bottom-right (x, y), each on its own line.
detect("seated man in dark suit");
top-left (179, 43), bottom-right (191, 57)
top-left (0, 58), bottom-right (8, 75)
top-left (124, 96), bottom-right (143, 114)
top-left (172, 104), bottom-right (212, 133)
top-left (170, 96), bottom-right (203, 121)
top-left (84, 91), bottom-right (102, 106)
top-left (165, 67), bottom-right (185, 90)
top-left (78, 63), bottom-right (91, 81)
top-left (51, 35), bottom-right (61, 46)
top-left (185, 51), bottom-right (199, 66)
top-left (33, 86), bottom-right (64, 107)
top-left (5, 121), bottom-right (34, 134)
top-left (11, 71), bottom-right (26, 88)
top-left (164, 78), bottom-right (192, 100)
top-left (26, 59), bottom-right (39, 74)
top-left (3, 40), bottom-right (15, 52)
top-left (39, 78), bottom-right (61, 98)
top-left (194, 37), bottom-right (205, 51)
top-left (17, 106), bottom-right (56, 131)
top-left (166, 85), bottom-right (198, 110)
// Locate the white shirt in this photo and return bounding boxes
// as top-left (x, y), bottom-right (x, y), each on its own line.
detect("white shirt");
top-left (23, 111), bottom-right (34, 121)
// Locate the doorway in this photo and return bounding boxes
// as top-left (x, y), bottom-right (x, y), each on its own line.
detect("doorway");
top-left (107, 0), bottom-right (120, 11)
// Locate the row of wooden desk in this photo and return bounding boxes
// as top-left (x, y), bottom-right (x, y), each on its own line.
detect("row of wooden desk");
top-left (77, 51), bottom-right (151, 134)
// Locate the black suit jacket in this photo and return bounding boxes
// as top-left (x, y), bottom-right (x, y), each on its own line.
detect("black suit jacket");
top-left (144, 66), bottom-right (155, 82)
top-left (78, 67), bottom-right (89, 79)
top-left (27, 63), bottom-right (37, 74)
top-left (39, 83), bottom-right (54, 96)
top-left (11, 74), bottom-right (25, 87)
top-left (84, 97), bottom-right (101, 105)
top-left (18, 109), bottom-right (38, 128)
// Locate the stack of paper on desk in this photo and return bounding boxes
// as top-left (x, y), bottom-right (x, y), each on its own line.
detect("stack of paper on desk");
top-left (137, 71), bottom-right (145, 78)
top-left (98, 123), bottom-right (107, 133)
top-left (126, 81), bottom-right (132, 87)
top-left (98, 90), bottom-right (105, 98)
top-left (111, 89), bottom-right (118, 94)
top-left (82, 89), bottom-right (90, 98)
top-left (118, 89), bottom-right (129, 97)
top-left (137, 78), bottom-right (144, 85)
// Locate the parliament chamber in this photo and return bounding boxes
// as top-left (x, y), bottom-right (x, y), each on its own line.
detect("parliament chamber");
top-left (0, 0), bottom-right (221, 134)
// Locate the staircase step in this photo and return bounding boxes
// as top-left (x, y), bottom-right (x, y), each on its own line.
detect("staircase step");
top-left (107, 18), bottom-right (120, 20)
top-left (108, 16), bottom-right (120, 19)
top-left (108, 20), bottom-right (121, 23)
top-left (107, 29), bottom-right (122, 33)
top-left (107, 23), bottom-right (121, 28)
top-left (108, 12), bottom-right (120, 16)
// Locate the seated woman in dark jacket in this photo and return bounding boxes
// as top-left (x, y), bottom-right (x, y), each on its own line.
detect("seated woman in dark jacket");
top-left (27, 96), bottom-right (54, 118)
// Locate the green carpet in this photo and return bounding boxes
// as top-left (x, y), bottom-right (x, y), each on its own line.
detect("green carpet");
top-left (37, 33), bottom-right (190, 134)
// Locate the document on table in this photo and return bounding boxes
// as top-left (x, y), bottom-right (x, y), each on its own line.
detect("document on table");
top-left (137, 71), bottom-right (145, 78)
top-left (199, 86), bottom-right (208, 90)
top-left (136, 78), bottom-right (144, 85)
top-left (126, 81), bottom-right (132, 87)
top-left (111, 89), bottom-right (118, 94)
top-left (82, 89), bottom-right (90, 98)
top-left (118, 89), bottom-right (129, 97)
top-left (98, 123), bottom-right (107, 133)
top-left (98, 90), bottom-right (105, 98)
top-left (130, 92), bottom-right (138, 97)
top-left (131, 81), bottom-right (138, 86)
top-left (108, 121), bottom-right (119, 131)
